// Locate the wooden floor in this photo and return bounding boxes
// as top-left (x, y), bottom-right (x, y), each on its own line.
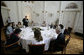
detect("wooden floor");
top-left (45, 33), bottom-right (83, 54)
top-left (1, 27), bottom-right (83, 54)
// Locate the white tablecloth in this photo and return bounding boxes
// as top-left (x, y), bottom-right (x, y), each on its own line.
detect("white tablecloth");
top-left (19, 26), bottom-right (58, 53)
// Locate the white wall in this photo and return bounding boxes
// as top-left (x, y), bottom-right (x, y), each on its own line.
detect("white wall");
top-left (3, 1), bottom-right (33, 24)
top-left (19, 1), bottom-right (32, 24)
top-left (60, 1), bottom-right (83, 34)
top-left (1, 6), bottom-right (9, 26)
top-left (73, 3), bottom-right (83, 33)
top-left (1, 1), bottom-right (83, 34)
top-left (45, 1), bottom-right (60, 25)
top-left (3, 1), bottom-right (18, 24)
top-left (31, 1), bottom-right (44, 25)
top-left (61, 1), bottom-right (82, 10)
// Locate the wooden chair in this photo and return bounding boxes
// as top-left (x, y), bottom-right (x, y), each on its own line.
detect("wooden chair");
top-left (68, 27), bottom-right (72, 36)
top-left (1, 40), bottom-right (6, 54)
top-left (1, 40), bottom-right (21, 54)
top-left (28, 44), bottom-right (45, 54)
top-left (2, 28), bottom-right (20, 53)
top-left (5, 40), bottom-right (19, 48)
top-left (3, 27), bottom-right (20, 49)
top-left (64, 28), bottom-right (72, 37)
top-left (55, 35), bottom-right (71, 54)
top-left (64, 29), bottom-right (69, 35)
top-left (1, 27), bottom-right (21, 54)
top-left (49, 35), bottom-right (71, 54)
top-left (3, 27), bottom-right (10, 41)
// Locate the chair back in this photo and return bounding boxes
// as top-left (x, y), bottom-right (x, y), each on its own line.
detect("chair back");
top-left (28, 44), bottom-right (45, 54)
top-left (65, 36), bottom-right (70, 47)
top-left (64, 29), bottom-right (69, 35)
top-left (3, 27), bottom-right (10, 41)
top-left (68, 27), bottom-right (72, 35)
top-left (5, 40), bottom-right (19, 48)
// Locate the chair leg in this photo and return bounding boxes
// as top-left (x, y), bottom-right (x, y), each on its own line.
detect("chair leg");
top-left (64, 48), bottom-right (66, 54)
top-left (63, 48), bottom-right (66, 54)
top-left (3, 45), bottom-right (7, 54)
top-left (61, 51), bottom-right (63, 54)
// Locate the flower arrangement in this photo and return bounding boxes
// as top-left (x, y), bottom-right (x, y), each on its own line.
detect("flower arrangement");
top-left (33, 28), bottom-right (43, 42)
top-left (32, 27), bottom-right (42, 31)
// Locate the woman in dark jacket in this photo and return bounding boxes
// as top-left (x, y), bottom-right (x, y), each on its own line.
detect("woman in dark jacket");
top-left (6, 28), bottom-right (22, 45)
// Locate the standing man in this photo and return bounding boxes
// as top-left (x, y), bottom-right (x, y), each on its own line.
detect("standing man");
top-left (22, 16), bottom-right (29, 27)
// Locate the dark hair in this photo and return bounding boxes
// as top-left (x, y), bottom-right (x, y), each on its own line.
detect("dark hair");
top-left (14, 28), bottom-right (22, 34)
top-left (43, 21), bottom-right (45, 23)
top-left (25, 16), bottom-right (27, 17)
top-left (64, 29), bottom-right (69, 35)
top-left (7, 23), bottom-right (11, 26)
top-left (5, 23), bottom-right (12, 29)
top-left (34, 29), bottom-right (43, 42)
top-left (59, 24), bottom-right (64, 29)
top-left (18, 22), bottom-right (21, 25)
top-left (7, 23), bottom-right (12, 27)
top-left (8, 17), bottom-right (10, 18)
top-left (12, 22), bottom-right (15, 25)
top-left (12, 22), bottom-right (14, 23)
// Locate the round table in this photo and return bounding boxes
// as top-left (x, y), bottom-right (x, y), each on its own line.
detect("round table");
top-left (19, 26), bottom-right (58, 53)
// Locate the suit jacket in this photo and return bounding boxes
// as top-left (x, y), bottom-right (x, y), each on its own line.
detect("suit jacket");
top-left (56, 33), bottom-right (65, 45)
top-left (49, 33), bottom-right (65, 51)
top-left (6, 33), bottom-right (19, 45)
top-left (22, 18), bottom-right (28, 25)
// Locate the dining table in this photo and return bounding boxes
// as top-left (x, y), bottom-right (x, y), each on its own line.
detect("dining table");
top-left (18, 26), bottom-right (58, 53)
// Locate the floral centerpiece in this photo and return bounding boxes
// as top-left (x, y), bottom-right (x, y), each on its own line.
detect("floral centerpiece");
top-left (32, 27), bottom-right (43, 42)
top-left (32, 27), bottom-right (42, 31)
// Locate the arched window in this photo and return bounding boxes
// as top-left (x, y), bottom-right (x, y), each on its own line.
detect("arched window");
top-left (65, 3), bottom-right (78, 9)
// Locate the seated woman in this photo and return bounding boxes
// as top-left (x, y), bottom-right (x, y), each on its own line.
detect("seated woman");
top-left (53, 22), bottom-right (58, 29)
top-left (34, 29), bottom-right (43, 42)
top-left (12, 22), bottom-right (16, 29)
top-left (6, 23), bottom-right (14, 38)
top-left (6, 28), bottom-right (22, 45)
top-left (42, 21), bottom-right (46, 27)
top-left (31, 21), bottom-right (35, 26)
top-left (50, 23), bottom-right (54, 28)
top-left (16, 22), bottom-right (23, 28)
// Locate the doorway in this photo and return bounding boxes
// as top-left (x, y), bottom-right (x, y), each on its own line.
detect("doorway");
top-left (62, 11), bottom-right (77, 29)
